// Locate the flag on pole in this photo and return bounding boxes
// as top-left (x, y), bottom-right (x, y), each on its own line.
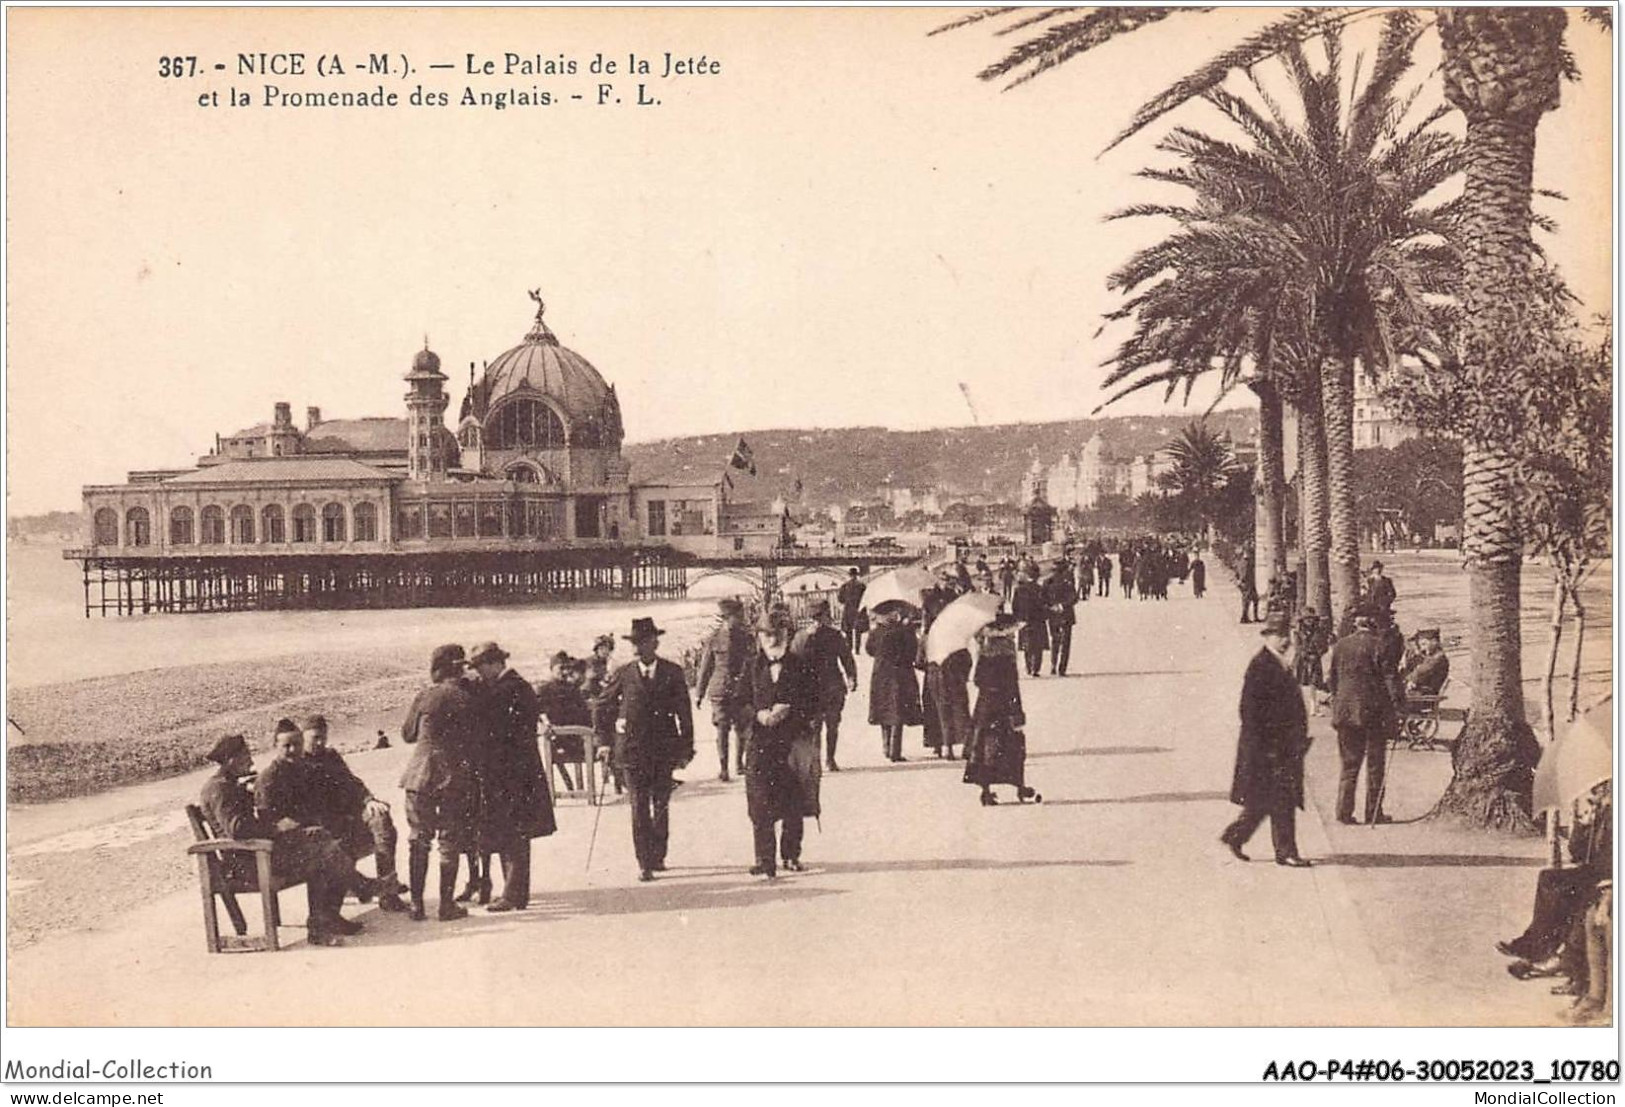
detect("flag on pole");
top-left (728, 438), bottom-right (757, 477)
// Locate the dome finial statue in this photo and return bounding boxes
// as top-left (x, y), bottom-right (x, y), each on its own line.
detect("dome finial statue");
top-left (524, 288), bottom-right (555, 344)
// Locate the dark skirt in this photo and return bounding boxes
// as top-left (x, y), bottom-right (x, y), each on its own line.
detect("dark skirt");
top-left (963, 719), bottom-right (1027, 788)
top-left (927, 655), bottom-right (973, 750)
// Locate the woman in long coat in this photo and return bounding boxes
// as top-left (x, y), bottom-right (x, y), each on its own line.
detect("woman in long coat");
top-left (963, 617), bottom-right (1040, 805)
top-left (470, 644), bottom-right (557, 911)
top-left (918, 581), bottom-right (957, 754)
top-left (931, 647), bottom-right (973, 761)
top-left (866, 605), bottom-right (922, 762)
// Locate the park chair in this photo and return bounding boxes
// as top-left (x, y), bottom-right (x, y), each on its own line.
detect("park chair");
top-left (184, 803), bottom-right (306, 953)
top-left (541, 724), bottom-right (602, 805)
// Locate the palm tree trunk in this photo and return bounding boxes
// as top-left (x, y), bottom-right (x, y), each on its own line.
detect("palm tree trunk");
top-left (1431, 8), bottom-right (1564, 831)
top-left (1320, 352), bottom-right (1361, 624)
top-left (1297, 370), bottom-right (1332, 618)
top-left (1250, 378), bottom-right (1288, 592)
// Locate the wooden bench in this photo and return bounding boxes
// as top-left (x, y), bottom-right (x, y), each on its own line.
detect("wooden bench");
top-left (184, 803), bottom-right (307, 953)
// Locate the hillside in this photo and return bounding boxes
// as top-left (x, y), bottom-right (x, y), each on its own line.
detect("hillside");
top-left (623, 410), bottom-right (1259, 507)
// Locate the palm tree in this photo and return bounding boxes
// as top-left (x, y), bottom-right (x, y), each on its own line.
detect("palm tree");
top-left (942, 5), bottom-right (1604, 829)
top-left (1095, 36), bottom-right (1459, 621)
top-left (1157, 421), bottom-right (1246, 537)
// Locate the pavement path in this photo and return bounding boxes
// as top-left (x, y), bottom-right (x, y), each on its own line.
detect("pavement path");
top-left (6, 578), bottom-right (1560, 1027)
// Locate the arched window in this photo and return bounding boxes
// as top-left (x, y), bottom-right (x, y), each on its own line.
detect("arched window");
top-left (170, 506), bottom-right (194, 545)
top-left (93, 508), bottom-right (119, 546)
top-left (229, 505), bottom-right (255, 544)
top-left (200, 505), bottom-right (226, 545)
top-left (125, 507), bottom-right (151, 546)
top-left (353, 502), bottom-right (377, 542)
top-left (507, 464), bottom-right (540, 483)
top-left (321, 502), bottom-right (347, 543)
top-left (291, 504), bottom-right (316, 543)
top-left (457, 423), bottom-right (482, 449)
top-left (261, 504), bottom-right (285, 544)
top-left (486, 398), bottom-right (566, 450)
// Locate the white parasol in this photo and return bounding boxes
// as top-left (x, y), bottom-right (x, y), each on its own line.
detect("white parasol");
top-left (1533, 698), bottom-right (1612, 812)
top-left (925, 591), bottom-right (1002, 664)
top-left (862, 566), bottom-right (936, 614)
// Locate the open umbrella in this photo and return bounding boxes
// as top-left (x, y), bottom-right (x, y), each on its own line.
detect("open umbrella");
top-left (861, 566), bottom-right (936, 613)
top-left (925, 591), bottom-right (1001, 664)
top-left (1533, 698), bottom-right (1612, 812)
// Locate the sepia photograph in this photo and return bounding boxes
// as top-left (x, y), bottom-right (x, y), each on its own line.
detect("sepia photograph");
top-left (2, 1), bottom-right (1618, 1088)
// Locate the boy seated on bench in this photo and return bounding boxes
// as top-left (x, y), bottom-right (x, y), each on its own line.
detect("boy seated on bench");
top-left (198, 732), bottom-right (358, 947)
top-left (535, 651), bottom-right (592, 791)
top-left (301, 714), bottom-right (409, 913)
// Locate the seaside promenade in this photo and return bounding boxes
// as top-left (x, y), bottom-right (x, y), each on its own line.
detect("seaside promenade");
top-left (6, 565), bottom-right (1574, 1030)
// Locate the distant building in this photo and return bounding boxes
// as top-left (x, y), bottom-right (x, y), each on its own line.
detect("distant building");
top-left (1353, 371), bottom-right (1417, 450)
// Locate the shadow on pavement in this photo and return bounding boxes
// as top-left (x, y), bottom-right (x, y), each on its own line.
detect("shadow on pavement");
top-left (812, 857), bottom-right (1129, 876)
top-left (1028, 745), bottom-right (1173, 760)
top-left (1317, 853), bottom-right (1546, 869)
top-left (1044, 790), bottom-right (1229, 807)
top-left (337, 878), bottom-right (845, 946)
top-left (830, 759), bottom-right (965, 776)
top-left (1065, 670), bottom-right (1203, 680)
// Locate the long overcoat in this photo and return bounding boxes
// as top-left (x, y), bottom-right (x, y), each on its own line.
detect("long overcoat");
top-left (476, 668), bottom-right (556, 843)
top-left (592, 656), bottom-right (696, 775)
top-left (1326, 628), bottom-right (1402, 731)
top-left (1009, 580), bottom-right (1049, 653)
top-left (930, 648), bottom-right (974, 751)
top-left (865, 621), bottom-right (923, 727)
top-left (744, 649), bottom-right (822, 823)
top-left (1230, 646), bottom-right (1310, 810)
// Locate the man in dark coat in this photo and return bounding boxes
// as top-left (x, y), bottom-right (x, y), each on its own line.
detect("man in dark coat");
top-left (1220, 613), bottom-right (1312, 866)
top-left (592, 618), bottom-right (695, 882)
top-left (1043, 559), bottom-right (1079, 676)
top-left (1366, 561), bottom-right (1397, 616)
top-left (300, 714), bottom-right (407, 912)
top-left (1009, 564), bottom-right (1049, 677)
top-left (1096, 552), bottom-right (1112, 597)
top-left (694, 597), bottom-right (755, 781)
top-left (1326, 606), bottom-right (1404, 825)
top-left (469, 641), bottom-right (553, 912)
top-left (399, 644), bottom-right (479, 921)
top-left (791, 599), bottom-right (858, 771)
top-left (1191, 555), bottom-right (1207, 598)
top-left (745, 610), bottom-right (822, 877)
top-left (836, 569), bottom-right (867, 652)
top-left (199, 732), bottom-right (356, 945)
top-left (1403, 631), bottom-right (1451, 697)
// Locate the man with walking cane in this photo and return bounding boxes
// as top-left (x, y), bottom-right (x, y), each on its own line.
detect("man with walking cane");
top-left (592, 618), bottom-right (694, 883)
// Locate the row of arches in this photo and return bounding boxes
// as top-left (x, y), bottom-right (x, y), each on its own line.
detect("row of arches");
top-left (93, 502), bottom-right (379, 548)
top-left (458, 398), bottom-right (610, 452)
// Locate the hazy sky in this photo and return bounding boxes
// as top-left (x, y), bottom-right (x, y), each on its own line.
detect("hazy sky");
top-left (6, 7), bottom-right (1613, 515)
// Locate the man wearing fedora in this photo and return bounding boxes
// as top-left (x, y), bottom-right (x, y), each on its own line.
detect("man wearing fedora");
top-left (593, 618), bottom-right (695, 882)
top-left (468, 641), bottom-right (554, 912)
top-left (1326, 604), bottom-right (1405, 825)
top-left (198, 732), bottom-right (358, 946)
top-left (792, 598), bottom-right (859, 771)
top-left (694, 597), bottom-right (755, 782)
top-left (1043, 559), bottom-right (1079, 676)
top-left (1221, 612), bottom-right (1313, 867)
top-left (399, 644), bottom-right (479, 920)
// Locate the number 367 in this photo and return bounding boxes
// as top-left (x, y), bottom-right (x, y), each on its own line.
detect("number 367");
top-left (158, 56), bottom-right (197, 77)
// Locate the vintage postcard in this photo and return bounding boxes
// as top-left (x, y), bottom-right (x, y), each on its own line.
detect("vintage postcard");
top-left (3, 3), bottom-right (1617, 1087)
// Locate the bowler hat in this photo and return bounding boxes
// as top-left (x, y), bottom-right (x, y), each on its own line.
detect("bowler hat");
top-left (207, 733), bottom-right (249, 765)
top-left (718, 597), bottom-right (744, 616)
top-left (1260, 612), bottom-right (1293, 637)
top-left (430, 643), bottom-right (467, 678)
top-left (469, 641), bottom-right (509, 666)
top-left (624, 617), bottom-right (665, 642)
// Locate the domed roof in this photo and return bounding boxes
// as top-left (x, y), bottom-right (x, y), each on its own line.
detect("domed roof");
top-left (411, 346), bottom-right (443, 376)
top-left (474, 294), bottom-right (614, 426)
